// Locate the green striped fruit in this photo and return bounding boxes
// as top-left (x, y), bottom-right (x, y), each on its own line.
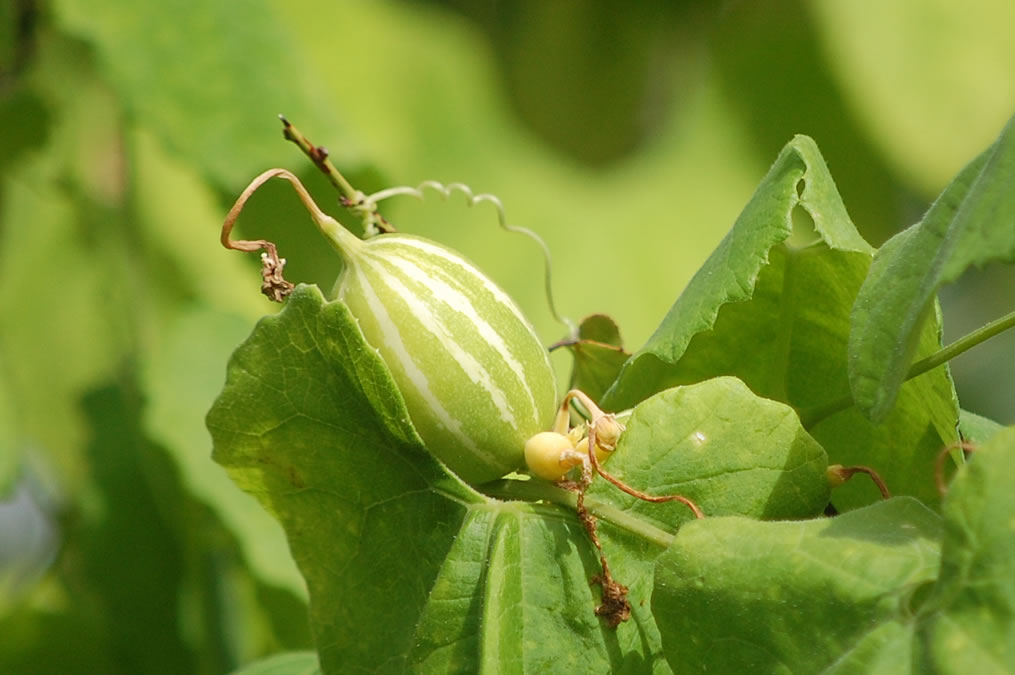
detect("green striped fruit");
top-left (325, 225), bottom-right (557, 484)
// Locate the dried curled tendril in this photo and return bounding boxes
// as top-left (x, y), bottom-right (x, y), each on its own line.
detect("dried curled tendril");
top-left (543, 389), bottom-right (703, 627)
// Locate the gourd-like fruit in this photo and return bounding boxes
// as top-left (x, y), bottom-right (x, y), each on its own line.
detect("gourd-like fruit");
top-left (223, 169), bottom-right (557, 484)
top-left (326, 223), bottom-right (557, 484)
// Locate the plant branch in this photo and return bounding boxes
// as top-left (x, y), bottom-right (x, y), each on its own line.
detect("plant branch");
top-left (479, 478), bottom-right (675, 549)
top-left (802, 307), bottom-right (1015, 428)
top-left (280, 116), bottom-right (396, 235)
top-left (279, 115), bottom-right (358, 201)
top-left (909, 308), bottom-right (1015, 379)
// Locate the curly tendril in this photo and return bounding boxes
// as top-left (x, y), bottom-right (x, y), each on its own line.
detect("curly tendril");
top-left (357, 180), bottom-right (576, 339)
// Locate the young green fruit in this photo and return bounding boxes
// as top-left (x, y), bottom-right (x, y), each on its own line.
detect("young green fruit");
top-left (224, 169), bottom-right (558, 484)
top-left (331, 230), bottom-right (558, 483)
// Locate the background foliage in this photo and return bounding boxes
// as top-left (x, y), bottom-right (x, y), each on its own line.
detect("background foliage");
top-left (1, 0), bottom-right (1013, 672)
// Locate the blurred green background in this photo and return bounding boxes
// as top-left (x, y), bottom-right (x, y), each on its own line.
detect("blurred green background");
top-left (1, 0), bottom-right (1013, 671)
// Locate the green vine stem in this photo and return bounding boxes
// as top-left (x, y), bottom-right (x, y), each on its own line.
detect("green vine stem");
top-left (481, 478), bottom-right (675, 549)
top-left (802, 307), bottom-right (1015, 428)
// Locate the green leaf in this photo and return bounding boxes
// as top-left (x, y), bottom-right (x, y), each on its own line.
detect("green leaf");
top-left (809, 1), bottom-right (1015, 194)
top-left (207, 285), bottom-right (471, 670)
top-left (602, 134), bottom-right (871, 410)
top-left (144, 305), bottom-right (305, 597)
top-left (919, 426), bottom-right (1015, 671)
top-left (560, 314), bottom-right (631, 405)
top-left (409, 505), bottom-right (672, 673)
top-left (0, 83), bottom-right (127, 492)
top-left (652, 497), bottom-right (943, 673)
top-left (958, 409), bottom-right (1005, 445)
top-left (131, 129), bottom-right (305, 597)
top-left (849, 114), bottom-right (1015, 421)
top-left (228, 652), bottom-right (320, 675)
top-left (588, 377), bottom-right (829, 530)
top-left (600, 136), bottom-right (959, 510)
top-left (51, 0), bottom-right (355, 189)
top-left (574, 313), bottom-right (625, 347)
top-left (208, 286), bottom-right (676, 672)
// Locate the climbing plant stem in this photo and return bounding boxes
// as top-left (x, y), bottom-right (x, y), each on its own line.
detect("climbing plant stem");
top-left (802, 307), bottom-right (1015, 428)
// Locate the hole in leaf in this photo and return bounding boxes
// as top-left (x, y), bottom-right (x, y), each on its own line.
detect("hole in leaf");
top-left (786, 204), bottom-right (817, 249)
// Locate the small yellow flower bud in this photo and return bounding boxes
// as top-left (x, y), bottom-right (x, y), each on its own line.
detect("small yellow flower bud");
top-left (525, 431), bottom-right (578, 481)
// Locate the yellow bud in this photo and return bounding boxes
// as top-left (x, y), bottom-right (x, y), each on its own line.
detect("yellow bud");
top-left (525, 431), bottom-right (577, 481)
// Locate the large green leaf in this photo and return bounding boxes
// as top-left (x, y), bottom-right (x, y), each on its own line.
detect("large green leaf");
top-left (849, 113), bottom-right (1015, 421)
top-left (601, 134), bottom-right (871, 410)
top-left (587, 377), bottom-right (829, 531)
top-left (652, 497), bottom-right (943, 673)
top-left (601, 136), bottom-right (959, 510)
top-left (131, 129), bottom-right (305, 597)
top-left (652, 427), bottom-right (1015, 672)
top-left (0, 53), bottom-right (129, 491)
top-left (207, 286), bottom-right (677, 673)
top-left (919, 426), bottom-right (1015, 671)
top-left (808, 0), bottom-right (1015, 194)
top-left (50, 0), bottom-right (353, 189)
